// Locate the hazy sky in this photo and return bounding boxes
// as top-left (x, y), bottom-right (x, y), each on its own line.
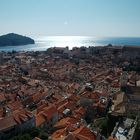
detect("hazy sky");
top-left (0, 0), bottom-right (140, 37)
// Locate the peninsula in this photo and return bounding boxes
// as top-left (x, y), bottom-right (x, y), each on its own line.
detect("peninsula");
top-left (0, 33), bottom-right (35, 46)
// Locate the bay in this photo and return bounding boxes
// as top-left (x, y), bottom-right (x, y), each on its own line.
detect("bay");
top-left (0, 36), bottom-right (140, 52)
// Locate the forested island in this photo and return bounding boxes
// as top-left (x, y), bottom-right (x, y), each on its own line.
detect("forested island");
top-left (0, 33), bottom-right (35, 46)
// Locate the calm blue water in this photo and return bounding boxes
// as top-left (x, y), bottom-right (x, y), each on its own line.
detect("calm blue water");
top-left (0, 36), bottom-right (140, 51)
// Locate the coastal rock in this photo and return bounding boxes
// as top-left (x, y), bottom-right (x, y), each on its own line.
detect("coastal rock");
top-left (0, 33), bottom-right (35, 46)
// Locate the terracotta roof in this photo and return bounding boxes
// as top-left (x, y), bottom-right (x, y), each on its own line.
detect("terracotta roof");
top-left (43, 105), bottom-right (57, 120)
top-left (36, 105), bottom-right (57, 127)
top-left (13, 109), bottom-right (33, 124)
top-left (7, 101), bottom-right (23, 111)
top-left (74, 107), bottom-right (86, 116)
top-left (108, 136), bottom-right (118, 140)
top-left (56, 98), bottom-right (68, 107)
top-left (81, 91), bottom-right (100, 99)
top-left (51, 128), bottom-right (66, 139)
top-left (54, 117), bottom-right (78, 129)
top-left (57, 101), bottom-right (74, 114)
top-left (51, 125), bottom-right (96, 140)
top-left (68, 94), bottom-right (79, 102)
top-left (35, 113), bottom-right (46, 127)
top-left (0, 94), bottom-right (6, 102)
top-left (31, 91), bottom-right (47, 103)
top-left (0, 116), bottom-right (17, 131)
top-left (0, 108), bottom-right (4, 118)
top-left (73, 126), bottom-right (96, 140)
top-left (36, 102), bottom-right (49, 113)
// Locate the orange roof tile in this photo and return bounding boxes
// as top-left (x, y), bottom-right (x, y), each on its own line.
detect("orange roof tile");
top-left (51, 125), bottom-right (96, 140)
top-left (57, 100), bottom-right (76, 114)
top-left (0, 116), bottom-right (17, 131)
top-left (51, 128), bottom-right (66, 139)
top-left (42, 105), bottom-right (57, 121)
top-left (36, 102), bottom-right (49, 113)
top-left (0, 94), bottom-right (6, 102)
top-left (7, 101), bottom-right (23, 111)
top-left (54, 117), bottom-right (78, 129)
top-left (36, 104), bottom-right (57, 127)
top-left (108, 136), bottom-right (118, 140)
top-left (73, 126), bottom-right (96, 140)
top-left (13, 109), bottom-right (33, 124)
top-left (35, 112), bottom-right (46, 127)
top-left (74, 107), bottom-right (86, 116)
top-left (31, 91), bottom-right (47, 103)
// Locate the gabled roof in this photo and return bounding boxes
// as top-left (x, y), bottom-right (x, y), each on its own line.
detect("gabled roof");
top-left (0, 109), bottom-right (33, 131)
top-left (35, 105), bottom-right (58, 127)
top-left (0, 116), bottom-right (17, 131)
top-left (35, 113), bottom-right (46, 127)
top-left (51, 125), bottom-right (96, 140)
top-left (7, 100), bottom-right (23, 111)
top-left (0, 93), bottom-right (6, 102)
top-left (73, 126), bottom-right (96, 140)
top-left (42, 105), bottom-right (57, 121)
top-left (13, 109), bottom-right (33, 124)
top-left (74, 107), bottom-right (86, 116)
top-left (54, 117), bottom-right (78, 129)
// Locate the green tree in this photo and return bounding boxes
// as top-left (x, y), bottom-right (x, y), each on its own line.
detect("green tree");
top-left (39, 132), bottom-right (48, 140)
top-left (28, 127), bottom-right (40, 138)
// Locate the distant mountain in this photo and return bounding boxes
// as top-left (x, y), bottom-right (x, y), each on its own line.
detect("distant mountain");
top-left (0, 33), bottom-right (35, 46)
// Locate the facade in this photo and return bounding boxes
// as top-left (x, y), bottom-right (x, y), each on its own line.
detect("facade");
top-left (110, 118), bottom-right (138, 140)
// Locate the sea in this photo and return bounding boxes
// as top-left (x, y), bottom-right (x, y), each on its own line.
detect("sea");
top-left (0, 36), bottom-right (140, 52)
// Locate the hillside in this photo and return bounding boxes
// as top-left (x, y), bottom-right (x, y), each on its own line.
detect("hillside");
top-left (0, 33), bottom-right (35, 46)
